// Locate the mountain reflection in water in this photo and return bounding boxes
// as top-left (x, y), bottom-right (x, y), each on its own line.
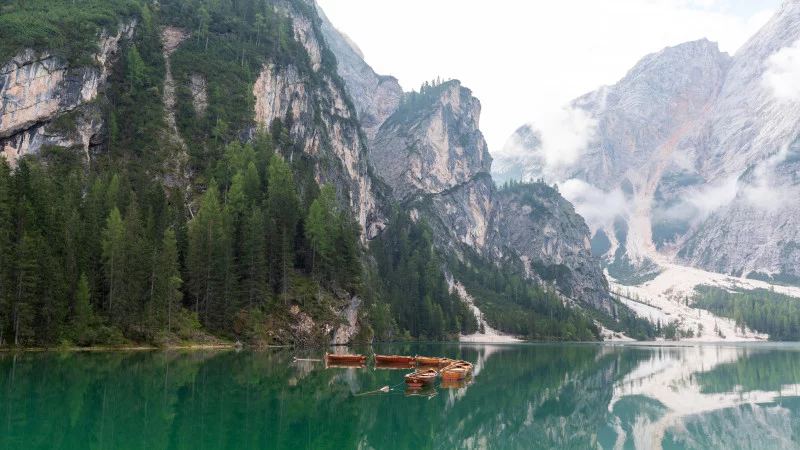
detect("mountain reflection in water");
top-left (3, 343), bottom-right (800, 449)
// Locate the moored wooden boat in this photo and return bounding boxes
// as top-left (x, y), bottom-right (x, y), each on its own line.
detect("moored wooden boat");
top-left (374, 354), bottom-right (415, 364)
top-left (441, 361), bottom-right (473, 380)
top-left (415, 356), bottom-right (454, 366)
top-left (404, 368), bottom-right (438, 388)
top-left (326, 353), bottom-right (367, 364)
top-left (441, 365), bottom-right (467, 381)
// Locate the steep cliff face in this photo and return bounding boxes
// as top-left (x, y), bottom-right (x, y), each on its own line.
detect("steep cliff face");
top-left (316, 5), bottom-right (403, 143)
top-left (498, 2), bottom-right (800, 283)
top-left (252, 5), bottom-right (388, 239)
top-left (493, 184), bottom-right (610, 310)
top-left (372, 81), bottom-right (492, 201)
top-left (0, 22), bottom-right (136, 165)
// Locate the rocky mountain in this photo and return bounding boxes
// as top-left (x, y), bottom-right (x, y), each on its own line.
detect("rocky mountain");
top-left (317, 5), bottom-right (612, 311)
top-left (0, 0), bottom-right (616, 348)
top-left (497, 0), bottom-right (800, 284)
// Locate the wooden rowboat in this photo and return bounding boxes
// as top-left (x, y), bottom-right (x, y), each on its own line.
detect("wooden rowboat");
top-left (326, 353), bottom-right (367, 364)
top-left (441, 366), bottom-right (468, 381)
top-left (441, 361), bottom-right (473, 381)
top-left (415, 356), bottom-right (454, 366)
top-left (404, 369), bottom-right (438, 389)
top-left (374, 354), bottom-right (415, 364)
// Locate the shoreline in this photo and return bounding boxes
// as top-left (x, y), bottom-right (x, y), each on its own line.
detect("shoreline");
top-left (0, 343), bottom-right (239, 353)
top-left (3, 339), bottom-right (795, 353)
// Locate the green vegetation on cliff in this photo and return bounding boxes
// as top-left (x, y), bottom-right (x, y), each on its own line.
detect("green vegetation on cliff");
top-left (448, 249), bottom-right (601, 341)
top-left (369, 210), bottom-right (479, 341)
top-left (0, 0), bottom-right (143, 64)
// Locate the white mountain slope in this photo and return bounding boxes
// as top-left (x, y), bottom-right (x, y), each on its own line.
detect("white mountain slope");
top-left (496, 0), bottom-right (800, 286)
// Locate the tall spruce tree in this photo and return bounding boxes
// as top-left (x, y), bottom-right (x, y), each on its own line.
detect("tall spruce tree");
top-left (102, 207), bottom-right (125, 324)
top-left (266, 155), bottom-right (298, 299)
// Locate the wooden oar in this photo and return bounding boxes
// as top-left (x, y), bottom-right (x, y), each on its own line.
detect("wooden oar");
top-left (293, 357), bottom-right (322, 362)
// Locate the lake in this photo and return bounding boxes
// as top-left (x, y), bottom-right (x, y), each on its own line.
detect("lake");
top-left (3, 343), bottom-right (800, 449)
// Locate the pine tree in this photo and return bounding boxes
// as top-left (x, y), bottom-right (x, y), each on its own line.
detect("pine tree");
top-left (11, 231), bottom-right (39, 345)
top-left (120, 199), bottom-right (149, 335)
top-left (73, 274), bottom-right (93, 332)
top-left (305, 185), bottom-right (336, 280)
top-left (266, 155), bottom-right (298, 299)
top-left (157, 228), bottom-right (182, 338)
top-left (241, 207), bottom-right (268, 312)
top-left (187, 180), bottom-right (232, 330)
top-left (102, 207), bottom-right (125, 324)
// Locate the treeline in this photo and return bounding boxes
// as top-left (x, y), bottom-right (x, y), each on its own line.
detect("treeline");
top-left (588, 298), bottom-right (657, 341)
top-left (694, 286), bottom-right (800, 340)
top-left (369, 212), bottom-right (478, 341)
top-left (0, 129), bottom-right (363, 347)
top-left (448, 250), bottom-right (601, 341)
top-left (392, 79), bottom-right (460, 124)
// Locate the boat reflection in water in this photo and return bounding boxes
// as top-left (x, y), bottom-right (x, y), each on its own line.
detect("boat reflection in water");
top-left (405, 384), bottom-right (438, 398)
top-left (373, 362), bottom-right (416, 370)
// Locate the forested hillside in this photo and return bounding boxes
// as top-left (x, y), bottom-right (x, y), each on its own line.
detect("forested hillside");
top-left (694, 286), bottom-right (800, 340)
top-left (0, 0), bottom-right (622, 348)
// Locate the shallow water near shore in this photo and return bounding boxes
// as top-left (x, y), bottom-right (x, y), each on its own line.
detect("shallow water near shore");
top-left (3, 342), bottom-right (800, 449)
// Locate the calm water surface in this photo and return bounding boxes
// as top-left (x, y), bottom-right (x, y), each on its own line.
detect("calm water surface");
top-left (3, 343), bottom-right (800, 449)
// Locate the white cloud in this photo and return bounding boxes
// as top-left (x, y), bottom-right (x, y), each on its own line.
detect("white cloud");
top-left (742, 144), bottom-right (792, 211)
top-left (493, 107), bottom-right (597, 181)
top-left (538, 107), bottom-right (598, 170)
top-left (653, 176), bottom-right (739, 223)
top-left (316, 0), bottom-right (779, 152)
top-left (560, 179), bottom-right (629, 228)
top-left (763, 39), bottom-right (800, 102)
top-left (687, 176), bottom-right (740, 217)
top-left (654, 145), bottom-right (790, 223)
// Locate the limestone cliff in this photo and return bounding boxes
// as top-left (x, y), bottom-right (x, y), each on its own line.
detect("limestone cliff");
top-left (0, 22), bottom-right (136, 165)
top-left (252, 4), bottom-right (388, 239)
top-left (372, 81), bottom-right (492, 201)
top-left (316, 5), bottom-right (403, 143)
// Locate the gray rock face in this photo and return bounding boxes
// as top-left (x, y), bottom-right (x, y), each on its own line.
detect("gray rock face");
top-left (673, 0), bottom-right (800, 278)
top-left (493, 184), bottom-right (611, 311)
top-left (498, 1), bottom-right (800, 281)
top-left (253, 5), bottom-right (389, 240)
top-left (316, 4), bottom-right (403, 143)
top-left (0, 22), bottom-right (135, 165)
top-left (372, 81), bottom-right (493, 201)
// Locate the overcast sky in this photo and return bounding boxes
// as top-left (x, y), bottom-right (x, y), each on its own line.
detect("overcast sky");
top-left (315, 0), bottom-right (782, 153)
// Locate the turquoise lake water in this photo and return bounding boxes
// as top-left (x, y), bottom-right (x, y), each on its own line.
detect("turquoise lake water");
top-left (3, 343), bottom-right (800, 449)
